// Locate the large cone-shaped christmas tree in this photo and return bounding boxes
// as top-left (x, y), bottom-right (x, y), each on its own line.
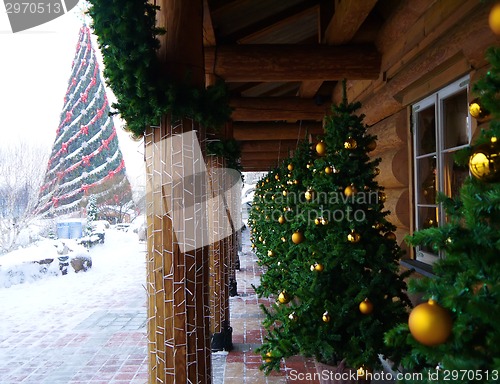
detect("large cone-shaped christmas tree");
top-left (250, 84), bottom-right (412, 374)
top-left (36, 25), bottom-right (133, 217)
top-left (385, 46), bottom-right (500, 384)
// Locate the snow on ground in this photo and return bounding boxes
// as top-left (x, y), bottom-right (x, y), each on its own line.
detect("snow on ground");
top-left (0, 228), bottom-right (147, 334)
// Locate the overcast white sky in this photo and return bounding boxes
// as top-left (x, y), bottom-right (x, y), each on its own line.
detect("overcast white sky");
top-left (0, 5), bottom-right (144, 189)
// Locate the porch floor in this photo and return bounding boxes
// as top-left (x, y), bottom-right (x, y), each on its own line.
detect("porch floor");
top-left (0, 227), bottom-right (317, 383)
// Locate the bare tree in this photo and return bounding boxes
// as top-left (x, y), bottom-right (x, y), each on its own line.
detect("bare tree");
top-left (0, 141), bottom-right (48, 254)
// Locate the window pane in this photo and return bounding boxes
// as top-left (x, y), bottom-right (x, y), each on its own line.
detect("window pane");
top-left (442, 90), bottom-right (469, 149)
top-left (442, 151), bottom-right (469, 199)
top-left (417, 206), bottom-right (439, 230)
top-left (417, 156), bottom-right (437, 204)
top-left (416, 105), bottom-right (436, 156)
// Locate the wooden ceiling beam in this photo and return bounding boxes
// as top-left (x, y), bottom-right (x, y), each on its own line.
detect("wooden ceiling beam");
top-left (241, 151), bottom-right (290, 161)
top-left (227, 1), bottom-right (319, 43)
top-left (298, 0), bottom-right (377, 98)
top-left (203, 0), bottom-right (217, 47)
top-left (240, 140), bottom-right (301, 153)
top-left (205, 44), bottom-right (381, 82)
top-left (324, 0), bottom-right (378, 44)
top-left (230, 97), bottom-right (329, 122)
top-left (233, 121), bottom-right (323, 141)
top-left (241, 160), bottom-right (281, 171)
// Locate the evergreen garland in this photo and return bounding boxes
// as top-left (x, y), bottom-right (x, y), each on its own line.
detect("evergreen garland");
top-left (87, 0), bottom-right (232, 136)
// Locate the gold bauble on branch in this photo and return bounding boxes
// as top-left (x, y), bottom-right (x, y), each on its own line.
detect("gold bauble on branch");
top-left (314, 217), bottom-right (321, 226)
top-left (384, 232), bottom-right (397, 241)
top-left (469, 98), bottom-right (490, 120)
top-left (489, 2), bottom-right (500, 35)
top-left (321, 218), bottom-right (328, 225)
top-left (322, 311), bottom-right (331, 323)
top-left (307, 162), bottom-right (314, 169)
top-left (305, 189), bottom-right (314, 201)
top-left (289, 312), bottom-right (298, 322)
top-left (283, 190), bottom-right (288, 196)
top-left (325, 166), bottom-right (333, 174)
top-left (469, 138), bottom-right (500, 182)
top-left (264, 351), bottom-right (273, 363)
top-left (347, 230), bottom-right (361, 243)
top-left (378, 192), bottom-right (387, 203)
top-left (344, 184), bottom-right (358, 197)
top-left (344, 137), bottom-right (358, 149)
top-left (288, 163), bottom-right (294, 171)
top-left (293, 179), bottom-right (299, 185)
top-left (408, 299), bottom-right (452, 346)
top-left (258, 236), bottom-right (263, 242)
top-left (314, 263), bottom-right (324, 272)
top-left (292, 231), bottom-right (304, 244)
top-left (278, 290), bottom-right (291, 304)
top-left (316, 141), bottom-right (327, 156)
top-left (359, 298), bottom-right (374, 315)
top-left (281, 236), bottom-right (286, 242)
top-left (267, 250), bottom-right (274, 257)
top-left (275, 174), bottom-right (280, 181)
top-left (278, 216), bottom-right (285, 224)
top-left (366, 139), bottom-right (377, 152)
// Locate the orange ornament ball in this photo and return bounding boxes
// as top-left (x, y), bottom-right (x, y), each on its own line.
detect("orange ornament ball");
top-left (408, 299), bottom-right (452, 346)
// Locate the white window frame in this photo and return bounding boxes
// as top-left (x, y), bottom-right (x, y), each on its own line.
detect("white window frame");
top-left (412, 75), bottom-right (471, 265)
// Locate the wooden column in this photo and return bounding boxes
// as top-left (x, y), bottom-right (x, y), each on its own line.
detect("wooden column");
top-left (146, 1), bottom-right (210, 383)
top-left (207, 156), bottom-right (231, 347)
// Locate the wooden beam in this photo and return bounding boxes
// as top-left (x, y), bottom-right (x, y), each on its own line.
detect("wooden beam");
top-left (233, 121), bottom-right (323, 141)
top-left (205, 44), bottom-right (381, 82)
top-left (324, 0), bottom-right (378, 44)
top-left (240, 140), bottom-right (301, 153)
top-left (230, 97), bottom-right (330, 121)
top-left (241, 151), bottom-right (290, 162)
top-left (203, 0), bottom-right (216, 47)
top-left (226, 1), bottom-right (319, 43)
top-left (241, 159), bottom-right (282, 171)
top-left (299, 0), bottom-right (376, 98)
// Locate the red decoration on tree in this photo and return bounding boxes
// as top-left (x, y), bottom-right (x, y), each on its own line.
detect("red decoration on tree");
top-left (80, 125), bottom-right (89, 135)
top-left (80, 93), bottom-right (88, 103)
top-left (101, 138), bottom-right (109, 150)
top-left (108, 170), bottom-right (115, 179)
top-left (65, 111), bottom-right (72, 122)
top-left (61, 142), bottom-right (68, 153)
top-left (57, 171), bottom-right (64, 180)
top-left (72, 77), bottom-right (77, 86)
top-left (52, 197), bottom-right (59, 207)
top-left (81, 184), bottom-right (90, 195)
top-left (114, 194), bottom-right (119, 203)
top-left (82, 155), bottom-right (91, 166)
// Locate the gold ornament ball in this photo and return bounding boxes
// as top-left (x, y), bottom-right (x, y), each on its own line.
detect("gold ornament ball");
top-left (314, 217), bottom-right (321, 226)
top-left (278, 216), bottom-right (285, 224)
top-left (408, 299), bottom-right (452, 346)
top-left (489, 3), bottom-right (500, 35)
top-left (344, 184), bottom-right (358, 197)
top-left (322, 311), bottom-right (331, 323)
top-left (293, 179), bottom-right (299, 185)
top-left (305, 190), bottom-right (313, 201)
top-left (307, 162), bottom-right (313, 169)
top-left (347, 230), bottom-right (361, 243)
top-left (283, 190), bottom-right (288, 196)
top-left (258, 236), bottom-right (263, 242)
top-left (469, 141), bottom-right (500, 182)
top-left (359, 298), bottom-right (374, 315)
top-left (325, 166), bottom-right (333, 174)
top-left (278, 291), bottom-right (291, 304)
top-left (469, 102), bottom-right (482, 118)
top-left (366, 139), bottom-right (377, 152)
top-left (275, 174), bottom-right (280, 181)
top-left (267, 250), bottom-right (274, 257)
top-left (316, 141), bottom-right (327, 156)
top-left (344, 138), bottom-right (358, 149)
top-left (288, 163), bottom-right (294, 171)
top-left (292, 231), bottom-right (304, 244)
top-left (378, 192), bottom-right (387, 203)
top-left (314, 263), bottom-right (324, 272)
top-left (384, 232), bottom-right (397, 241)
top-left (264, 351), bottom-right (273, 363)
top-left (321, 218), bottom-right (328, 225)
top-left (281, 237), bottom-right (286, 242)
top-left (288, 312), bottom-right (298, 322)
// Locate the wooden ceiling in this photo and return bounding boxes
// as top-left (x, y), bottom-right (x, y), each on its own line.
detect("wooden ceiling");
top-left (203, 0), bottom-right (400, 171)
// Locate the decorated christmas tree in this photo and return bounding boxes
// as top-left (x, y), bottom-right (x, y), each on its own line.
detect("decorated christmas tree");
top-left (36, 25), bottom-right (133, 218)
top-left (385, 46), bottom-right (500, 384)
top-left (251, 85), bottom-right (412, 375)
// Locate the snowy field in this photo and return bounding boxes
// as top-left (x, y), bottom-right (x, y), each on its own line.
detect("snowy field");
top-left (0, 228), bottom-right (146, 332)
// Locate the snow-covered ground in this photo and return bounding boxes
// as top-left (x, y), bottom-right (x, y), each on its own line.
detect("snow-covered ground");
top-left (0, 228), bottom-right (146, 335)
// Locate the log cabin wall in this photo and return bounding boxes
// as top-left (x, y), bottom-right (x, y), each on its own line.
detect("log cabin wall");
top-left (335, 0), bottom-right (500, 251)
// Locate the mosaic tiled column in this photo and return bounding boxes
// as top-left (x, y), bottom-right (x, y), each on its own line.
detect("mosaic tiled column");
top-left (145, 117), bottom-right (211, 383)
